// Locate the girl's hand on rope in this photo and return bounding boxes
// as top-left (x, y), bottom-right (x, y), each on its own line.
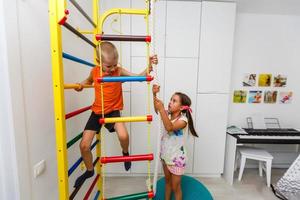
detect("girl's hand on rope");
top-left (75, 83), bottom-right (83, 92)
top-left (153, 96), bottom-right (164, 112)
top-left (152, 84), bottom-right (160, 96)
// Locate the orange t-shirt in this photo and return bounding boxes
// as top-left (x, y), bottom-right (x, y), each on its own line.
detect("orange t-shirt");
top-left (91, 66), bottom-right (123, 114)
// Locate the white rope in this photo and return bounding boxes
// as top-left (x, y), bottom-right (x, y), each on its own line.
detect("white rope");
top-left (149, 0), bottom-right (163, 195)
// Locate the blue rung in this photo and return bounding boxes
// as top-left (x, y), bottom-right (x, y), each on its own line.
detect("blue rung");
top-left (68, 157), bottom-right (83, 176)
top-left (63, 52), bottom-right (95, 67)
top-left (68, 140), bottom-right (99, 176)
top-left (97, 76), bottom-right (153, 83)
top-left (94, 190), bottom-right (100, 200)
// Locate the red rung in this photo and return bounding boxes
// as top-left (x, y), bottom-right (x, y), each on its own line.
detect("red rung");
top-left (83, 174), bottom-right (99, 200)
top-left (65, 105), bottom-right (91, 119)
top-left (100, 153), bottom-right (153, 164)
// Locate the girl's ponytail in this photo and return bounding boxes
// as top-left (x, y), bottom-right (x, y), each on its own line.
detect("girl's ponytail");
top-left (175, 92), bottom-right (199, 137)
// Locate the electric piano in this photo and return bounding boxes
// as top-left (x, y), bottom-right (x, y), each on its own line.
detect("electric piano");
top-left (223, 128), bottom-right (300, 185)
top-left (232, 128), bottom-right (300, 144)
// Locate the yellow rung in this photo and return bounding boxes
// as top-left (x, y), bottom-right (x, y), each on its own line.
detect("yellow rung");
top-left (100, 8), bottom-right (148, 30)
top-left (64, 83), bottom-right (94, 89)
top-left (77, 28), bottom-right (94, 34)
top-left (99, 115), bottom-right (153, 124)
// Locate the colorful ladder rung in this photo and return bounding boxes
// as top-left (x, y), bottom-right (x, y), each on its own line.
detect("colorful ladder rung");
top-left (65, 105), bottom-right (91, 119)
top-left (101, 153), bottom-right (153, 164)
top-left (62, 52), bottom-right (95, 67)
top-left (104, 191), bottom-right (154, 200)
top-left (96, 34), bottom-right (151, 42)
top-left (97, 76), bottom-right (153, 83)
top-left (99, 115), bottom-right (152, 124)
top-left (64, 83), bottom-right (94, 90)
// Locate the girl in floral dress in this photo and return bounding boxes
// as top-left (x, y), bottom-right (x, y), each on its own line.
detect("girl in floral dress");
top-left (152, 84), bottom-right (198, 200)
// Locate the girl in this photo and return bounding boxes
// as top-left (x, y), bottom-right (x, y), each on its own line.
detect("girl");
top-left (152, 85), bottom-right (198, 200)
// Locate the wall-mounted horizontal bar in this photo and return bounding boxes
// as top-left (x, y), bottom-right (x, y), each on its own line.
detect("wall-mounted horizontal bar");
top-left (69, 0), bottom-right (96, 27)
top-left (78, 30), bottom-right (94, 34)
top-left (62, 22), bottom-right (96, 48)
top-left (69, 156), bottom-right (99, 200)
top-left (67, 132), bottom-right (83, 148)
top-left (68, 140), bottom-right (99, 176)
top-left (64, 83), bottom-right (94, 90)
top-left (105, 191), bottom-right (154, 200)
top-left (96, 34), bottom-right (151, 42)
top-left (97, 76), bottom-right (153, 83)
top-left (65, 105), bottom-right (91, 119)
top-left (62, 52), bottom-right (95, 67)
top-left (93, 191), bottom-right (100, 200)
top-left (100, 153), bottom-right (153, 164)
top-left (83, 174), bottom-right (100, 200)
top-left (99, 115), bottom-right (152, 124)
top-left (100, 8), bottom-right (148, 29)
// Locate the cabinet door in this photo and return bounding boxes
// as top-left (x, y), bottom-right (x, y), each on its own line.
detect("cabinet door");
top-left (131, 0), bottom-right (166, 58)
top-left (165, 1), bottom-right (201, 58)
top-left (198, 1), bottom-right (236, 93)
top-left (193, 94), bottom-right (229, 174)
top-left (164, 58), bottom-right (198, 173)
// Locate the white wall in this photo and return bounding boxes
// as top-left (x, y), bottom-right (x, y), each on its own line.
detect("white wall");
top-left (0, 0), bottom-right (32, 199)
top-left (0, 1), bottom-right (20, 199)
top-left (229, 0), bottom-right (300, 129)
top-left (228, 0), bottom-right (300, 166)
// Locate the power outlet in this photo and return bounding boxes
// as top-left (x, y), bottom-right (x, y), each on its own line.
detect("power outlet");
top-left (33, 160), bottom-right (46, 178)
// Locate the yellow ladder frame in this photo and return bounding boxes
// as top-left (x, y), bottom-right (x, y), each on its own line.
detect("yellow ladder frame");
top-left (49, 0), bottom-right (150, 199)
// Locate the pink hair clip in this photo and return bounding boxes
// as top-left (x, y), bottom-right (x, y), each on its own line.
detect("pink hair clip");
top-left (182, 106), bottom-right (192, 113)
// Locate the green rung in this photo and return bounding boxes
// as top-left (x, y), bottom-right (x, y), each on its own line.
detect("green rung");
top-left (106, 191), bottom-right (151, 200)
top-left (67, 132), bottom-right (83, 148)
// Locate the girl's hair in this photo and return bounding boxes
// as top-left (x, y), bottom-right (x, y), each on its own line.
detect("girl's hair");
top-left (97, 42), bottom-right (119, 65)
top-left (175, 92), bottom-right (198, 137)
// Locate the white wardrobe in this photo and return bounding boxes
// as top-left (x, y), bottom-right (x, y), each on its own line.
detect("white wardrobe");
top-left (101, 0), bottom-right (236, 176)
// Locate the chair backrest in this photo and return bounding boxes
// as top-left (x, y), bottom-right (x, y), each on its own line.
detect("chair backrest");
top-left (246, 117), bottom-right (281, 129)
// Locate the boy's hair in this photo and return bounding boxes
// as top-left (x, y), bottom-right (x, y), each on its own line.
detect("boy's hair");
top-left (96, 42), bottom-right (119, 65)
top-left (175, 92), bottom-right (198, 137)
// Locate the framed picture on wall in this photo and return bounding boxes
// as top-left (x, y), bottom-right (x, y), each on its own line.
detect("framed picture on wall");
top-left (248, 91), bottom-right (262, 103)
top-left (279, 92), bottom-right (293, 104)
top-left (243, 73), bottom-right (256, 86)
top-left (273, 74), bottom-right (287, 87)
top-left (264, 90), bottom-right (278, 104)
top-left (258, 74), bottom-right (272, 87)
top-left (233, 90), bottom-right (247, 103)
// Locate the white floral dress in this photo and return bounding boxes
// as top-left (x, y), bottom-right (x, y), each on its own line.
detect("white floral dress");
top-left (160, 114), bottom-right (188, 175)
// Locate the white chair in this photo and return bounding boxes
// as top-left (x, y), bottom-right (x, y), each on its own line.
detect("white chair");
top-left (236, 117), bottom-right (278, 187)
top-left (238, 147), bottom-right (273, 187)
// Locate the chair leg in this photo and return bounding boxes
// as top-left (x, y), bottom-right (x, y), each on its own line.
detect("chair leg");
top-left (238, 156), bottom-right (246, 181)
top-left (259, 161), bottom-right (263, 177)
top-left (234, 153), bottom-right (239, 172)
top-left (266, 160), bottom-right (272, 187)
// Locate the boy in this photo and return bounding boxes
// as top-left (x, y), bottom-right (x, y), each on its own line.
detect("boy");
top-left (74, 42), bottom-right (158, 187)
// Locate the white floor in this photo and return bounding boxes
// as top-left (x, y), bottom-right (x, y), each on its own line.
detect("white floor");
top-left (100, 169), bottom-right (284, 200)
